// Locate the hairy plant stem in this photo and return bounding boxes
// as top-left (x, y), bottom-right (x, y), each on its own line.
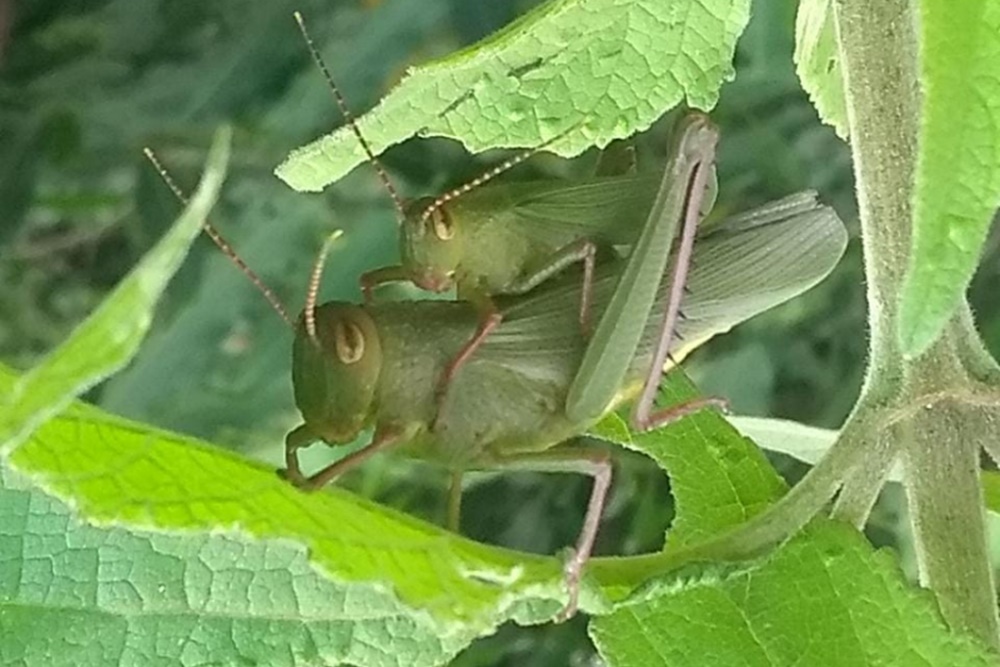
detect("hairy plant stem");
top-left (593, 2), bottom-right (1000, 647)
top-left (834, 0), bottom-right (1000, 648)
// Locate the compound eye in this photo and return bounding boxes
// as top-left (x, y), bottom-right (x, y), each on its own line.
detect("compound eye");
top-left (430, 207), bottom-right (455, 241)
top-left (333, 320), bottom-right (365, 364)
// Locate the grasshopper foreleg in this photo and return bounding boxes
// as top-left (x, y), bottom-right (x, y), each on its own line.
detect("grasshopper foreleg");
top-left (281, 424), bottom-right (315, 486)
top-left (360, 265), bottom-right (410, 304)
top-left (282, 425), bottom-right (404, 491)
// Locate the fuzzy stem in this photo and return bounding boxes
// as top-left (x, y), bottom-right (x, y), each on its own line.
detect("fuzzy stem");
top-left (832, 0), bottom-right (917, 394)
top-left (834, 0), bottom-right (1000, 647)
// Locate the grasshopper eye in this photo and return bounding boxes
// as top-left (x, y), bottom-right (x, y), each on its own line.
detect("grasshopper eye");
top-left (430, 207), bottom-right (455, 241)
top-left (333, 320), bottom-right (365, 364)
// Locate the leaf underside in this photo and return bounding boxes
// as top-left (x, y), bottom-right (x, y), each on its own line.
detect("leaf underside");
top-left (275, 0), bottom-right (752, 192)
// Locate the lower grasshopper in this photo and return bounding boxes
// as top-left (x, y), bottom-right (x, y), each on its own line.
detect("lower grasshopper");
top-left (278, 115), bottom-right (848, 618)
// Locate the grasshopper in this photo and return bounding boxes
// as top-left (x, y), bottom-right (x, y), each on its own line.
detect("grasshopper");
top-left (275, 117), bottom-right (847, 618)
top-left (291, 13), bottom-right (718, 407)
top-left (149, 113), bottom-right (846, 619)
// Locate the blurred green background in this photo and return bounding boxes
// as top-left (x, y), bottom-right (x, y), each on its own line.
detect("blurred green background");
top-left (4, 0), bottom-right (998, 664)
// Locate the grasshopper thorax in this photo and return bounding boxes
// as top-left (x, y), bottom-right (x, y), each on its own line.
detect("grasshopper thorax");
top-left (291, 303), bottom-right (382, 444)
top-left (399, 197), bottom-right (463, 293)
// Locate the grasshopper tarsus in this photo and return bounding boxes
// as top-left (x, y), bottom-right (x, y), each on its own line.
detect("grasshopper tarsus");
top-left (291, 426), bottom-right (405, 492)
top-left (634, 395), bottom-right (727, 432)
top-left (359, 265), bottom-right (409, 304)
top-left (281, 424), bottom-right (314, 487)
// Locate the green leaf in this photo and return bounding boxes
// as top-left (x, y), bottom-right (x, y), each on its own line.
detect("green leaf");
top-left (275, 0), bottom-right (751, 192)
top-left (590, 373), bottom-right (787, 547)
top-left (793, 0), bottom-right (848, 139)
top-left (899, 0), bottom-right (1000, 357)
top-left (590, 521), bottom-right (999, 666)
top-left (0, 127), bottom-right (232, 456)
top-left (0, 463), bottom-right (470, 667)
top-left (2, 363), bottom-right (574, 665)
top-left (728, 415), bottom-right (839, 467)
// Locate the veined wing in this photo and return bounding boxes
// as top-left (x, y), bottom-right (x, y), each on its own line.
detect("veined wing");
top-left (478, 194), bottom-right (848, 386)
top-left (494, 175), bottom-right (663, 246)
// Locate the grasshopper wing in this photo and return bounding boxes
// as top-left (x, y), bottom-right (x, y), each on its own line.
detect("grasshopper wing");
top-left (480, 195), bottom-right (848, 392)
top-left (491, 175), bottom-right (663, 247)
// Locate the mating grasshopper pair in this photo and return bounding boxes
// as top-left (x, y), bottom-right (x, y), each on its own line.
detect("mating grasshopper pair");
top-left (148, 14), bottom-right (848, 621)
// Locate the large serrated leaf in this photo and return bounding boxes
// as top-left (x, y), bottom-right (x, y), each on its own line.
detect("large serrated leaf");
top-left (276, 0), bottom-right (751, 192)
top-left (591, 373), bottom-right (786, 548)
top-left (590, 522), bottom-right (999, 666)
top-left (0, 465), bottom-right (478, 667)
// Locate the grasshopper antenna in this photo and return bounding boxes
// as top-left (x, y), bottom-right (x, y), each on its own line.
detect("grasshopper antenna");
top-left (143, 148), bottom-right (295, 329)
top-left (294, 11), bottom-right (406, 223)
top-left (418, 124), bottom-right (580, 228)
top-left (304, 230), bottom-right (344, 346)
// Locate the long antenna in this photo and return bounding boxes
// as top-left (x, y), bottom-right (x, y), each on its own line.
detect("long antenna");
top-left (304, 230), bottom-right (344, 346)
top-left (142, 148), bottom-right (295, 328)
top-left (418, 125), bottom-right (579, 227)
top-left (294, 11), bottom-right (406, 223)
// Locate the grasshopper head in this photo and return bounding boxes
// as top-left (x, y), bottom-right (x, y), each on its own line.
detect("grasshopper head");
top-left (291, 303), bottom-right (382, 444)
top-left (399, 197), bottom-right (462, 293)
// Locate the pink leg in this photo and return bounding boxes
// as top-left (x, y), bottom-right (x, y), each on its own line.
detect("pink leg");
top-left (485, 446), bottom-right (613, 621)
top-left (434, 310), bottom-right (502, 409)
top-left (631, 146), bottom-right (720, 432)
top-left (634, 396), bottom-right (729, 432)
top-left (281, 424), bottom-right (315, 487)
top-left (557, 449), bottom-right (612, 622)
top-left (504, 238), bottom-right (597, 337)
top-left (359, 265), bottom-right (409, 304)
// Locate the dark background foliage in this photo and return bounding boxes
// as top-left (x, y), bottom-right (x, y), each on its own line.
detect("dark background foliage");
top-left (3, 0), bottom-right (997, 663)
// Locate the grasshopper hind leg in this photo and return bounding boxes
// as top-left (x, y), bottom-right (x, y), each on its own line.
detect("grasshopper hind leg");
top-left (483, 445), bottom-right (613, 621)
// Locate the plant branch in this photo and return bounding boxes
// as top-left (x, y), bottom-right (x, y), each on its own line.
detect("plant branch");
top-left (902, 403), bottom-right (1000, 648)
top-left (832, 0), bottom-right (918, 396)
top-left (834, 0), bottom-right (1000, 648)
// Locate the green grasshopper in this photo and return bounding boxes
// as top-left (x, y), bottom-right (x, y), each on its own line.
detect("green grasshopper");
top-left (149, 111), bottom-right (846, 618)
top-left (292, 14), bottom-right (718, 407)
